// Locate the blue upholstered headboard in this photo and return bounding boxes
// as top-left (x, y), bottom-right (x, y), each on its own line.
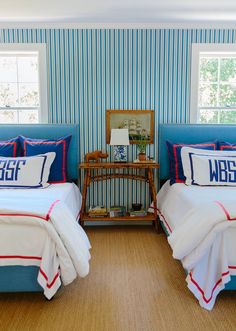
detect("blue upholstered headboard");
top-left (159, 124), bottom-right (236, 180)
top-left (0, 124), bottom-right (79, 180)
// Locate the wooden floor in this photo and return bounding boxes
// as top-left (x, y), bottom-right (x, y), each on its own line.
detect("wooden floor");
top-left (1, 226), bottom-right (236, 331)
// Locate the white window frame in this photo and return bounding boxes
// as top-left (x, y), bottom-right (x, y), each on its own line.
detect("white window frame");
top-left (0, 43), bottom-right (48, 123)
top-left (190, 43), bottom-right (236, 123)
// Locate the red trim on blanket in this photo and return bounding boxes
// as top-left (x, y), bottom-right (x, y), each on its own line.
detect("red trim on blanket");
top-left (215, 201), bottom-right (236, 221)
top-left (0, 200), bottom-right (60, 222)
top-left (76, 209), bottom-right (80, 221)
top-left (0, 255), bottom-right (42, 260)
top-left (189, 268), bottom-right (235, 304)
top-left (39, 268), bottom-right (60, 288)
top-left (150, 206), bottom-right (172, 233)
top-left (46, 200), bottom-right (60, 220)
top-left (0, 213), bottom-right (48, 221)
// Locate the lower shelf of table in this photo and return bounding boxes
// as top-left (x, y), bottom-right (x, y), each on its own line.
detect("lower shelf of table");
top-left (80, 212), bottom-right (156, 222)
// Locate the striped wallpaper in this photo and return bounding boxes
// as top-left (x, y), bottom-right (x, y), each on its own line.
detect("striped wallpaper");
top-left (0, 28), bottom-right (235, 208)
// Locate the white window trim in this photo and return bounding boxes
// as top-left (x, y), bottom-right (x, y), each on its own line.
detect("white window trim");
top-left (190, 43), bottom-right (236, 123)
top-left (0, 43), bottom-right (48, 123)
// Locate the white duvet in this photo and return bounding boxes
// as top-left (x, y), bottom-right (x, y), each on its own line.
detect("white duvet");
top-left (0, 183), bottom-right (91, 299)
top-left (157, 181), bottom-right (236, 310)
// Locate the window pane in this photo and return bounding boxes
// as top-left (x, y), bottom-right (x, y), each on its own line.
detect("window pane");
top-left (19, 109), bottom-right (38, 123)
top-left (199, 58), bottom-right (218, 82)
top-left (219, 83), bottom-right (236, 107)
top-left (18, 57), bottom-right (38, 83)
top-left (19, 83), bottom-right (39, 107)
top-left (0, 110), bottom-right (18, 123)
top-left (219, 110), bottom-right (236, 123)
top-left (0, 57), bottom-right (17, 83)
top-left (199, 109), bottom-right (219, 123)
top-left (199, 83), bottom-right (217, 107)
top-left (220, 58), bottom-right (236, 82)
top-left (0, 83), bottom-right (18, 107)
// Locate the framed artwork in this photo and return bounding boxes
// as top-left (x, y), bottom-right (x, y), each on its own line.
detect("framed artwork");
top-left (106, 110), bottom-right (154, 144)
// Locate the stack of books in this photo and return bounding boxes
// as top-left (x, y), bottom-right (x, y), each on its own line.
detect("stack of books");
top-left (129, 209), bottom-right (147, 217)
top-left (109, 206), bottom-right (126, 217)
top-left (88, 206), bottom-right (108, 217)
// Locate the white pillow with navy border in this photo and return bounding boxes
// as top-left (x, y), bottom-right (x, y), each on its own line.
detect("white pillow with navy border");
top-left (181, 147), bottom-right (236, 186)
top-left (0, 152), bottom-right (56, 189)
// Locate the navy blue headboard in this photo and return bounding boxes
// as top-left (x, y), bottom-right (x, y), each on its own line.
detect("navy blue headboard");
top-left (0, 124), bottom-right (79, 180)
top-left (159, 124), bottom-right (236, 180)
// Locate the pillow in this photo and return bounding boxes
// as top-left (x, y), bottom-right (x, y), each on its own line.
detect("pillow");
top-left (0, 152), bottom-right (55, 189)
top-left (19, 135), bottom-right (72, 183)
top-left (0, 137), bottom-right (19, 157)
top-left (218, 142), bottom-right (236, 151)
top-left (181, 147), bottom-right (236, 186)
top-left (166, 141), bottom-right (217, 185)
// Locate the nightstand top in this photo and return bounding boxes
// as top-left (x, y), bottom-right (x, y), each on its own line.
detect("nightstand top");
top-left (79, 162), bottom-right (160, 169)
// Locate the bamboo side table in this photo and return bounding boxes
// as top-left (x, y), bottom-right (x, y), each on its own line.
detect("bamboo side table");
top-left (79, 162), bottom-right (160, 231)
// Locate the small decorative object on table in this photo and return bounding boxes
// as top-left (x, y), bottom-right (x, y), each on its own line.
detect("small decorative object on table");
top-left (110, 129), bottom-right (130, 162)
top-left (85, 150), bottom-right (108, 162)
top-left (132, 203), bottom-right (142, 211)
top-left (136, 137), bottom-right (149, 161)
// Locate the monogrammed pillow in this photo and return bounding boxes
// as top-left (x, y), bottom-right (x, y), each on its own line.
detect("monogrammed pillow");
top-left (181, 147), bottom-right (236, 186)
top-left (0, 152), bottom-right (55, 189)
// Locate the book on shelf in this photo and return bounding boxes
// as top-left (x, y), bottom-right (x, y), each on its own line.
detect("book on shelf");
top-left (88, 206), bottom-right (108, 217)
top-left (109, 206), bottom-right (126, 217)
top-left (129, 209), bottom-right (147, 217)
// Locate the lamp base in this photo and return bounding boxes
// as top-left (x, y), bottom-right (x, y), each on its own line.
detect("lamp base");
top-left (113, 145), bottom-right (128, 162)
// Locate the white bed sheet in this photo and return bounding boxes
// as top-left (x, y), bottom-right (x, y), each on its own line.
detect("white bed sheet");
top-left (157, 180), bottom-right (236, 233)
top-left (0, 182), bottom-right (82, 219)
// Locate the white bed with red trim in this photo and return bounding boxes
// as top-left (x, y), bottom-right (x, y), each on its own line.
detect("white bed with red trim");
top-left (0, 182), bottom-right (91, 299)
top-left (157, 124), bottom-right (236, 310)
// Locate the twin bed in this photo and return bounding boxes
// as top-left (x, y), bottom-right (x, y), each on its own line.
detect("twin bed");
top-left (157, 124), bottom-right (236, 310)
top-left (0, 124), bottom-right (90, 298)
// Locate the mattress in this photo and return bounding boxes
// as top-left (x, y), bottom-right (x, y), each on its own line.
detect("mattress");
top-left (157, 180), bottom-right (236, 233)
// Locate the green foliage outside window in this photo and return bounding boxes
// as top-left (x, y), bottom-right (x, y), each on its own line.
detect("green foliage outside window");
top-left (199, 57), bottom-right (236, 124)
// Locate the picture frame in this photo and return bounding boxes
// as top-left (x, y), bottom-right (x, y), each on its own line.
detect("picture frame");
top-left (106, 110), bottom-right (154, 144)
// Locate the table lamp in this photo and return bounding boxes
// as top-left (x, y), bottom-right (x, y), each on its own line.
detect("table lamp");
top-left (110, 128), bottom-right (130, 162)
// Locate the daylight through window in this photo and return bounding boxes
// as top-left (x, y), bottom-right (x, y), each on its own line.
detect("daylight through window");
top-left (191, 44), bottom-right (236, 124)
top-left (0, 44), bottom-right (47, 124)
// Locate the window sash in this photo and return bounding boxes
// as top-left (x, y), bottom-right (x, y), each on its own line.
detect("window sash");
top-left (0, 43), bottom-right (48, 123)
top-left (190, 43), bottom-right (236, 124)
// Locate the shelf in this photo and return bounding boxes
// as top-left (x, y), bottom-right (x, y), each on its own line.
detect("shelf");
top-left (81, 212), bottom-right (155, 222)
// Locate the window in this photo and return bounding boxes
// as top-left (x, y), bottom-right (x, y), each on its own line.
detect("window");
top-left (0, 44), bottom-right (48, 124)
top-left (190, 44), bottom-right (236, 124)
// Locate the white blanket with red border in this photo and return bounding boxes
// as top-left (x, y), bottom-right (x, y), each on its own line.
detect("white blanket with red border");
top-left (0, 197), bottom-right (91, 299)
top-left (168, 200), bottom-right (236, 310)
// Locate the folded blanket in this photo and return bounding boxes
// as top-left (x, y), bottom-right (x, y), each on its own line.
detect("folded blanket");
top-left (0, 197), bottom-right (91, 299)
top-left (168, 200), bottom-right (236, 310)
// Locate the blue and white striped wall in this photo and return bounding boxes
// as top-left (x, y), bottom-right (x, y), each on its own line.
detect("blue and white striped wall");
top-left (0, 28), bottom-right (235, 207)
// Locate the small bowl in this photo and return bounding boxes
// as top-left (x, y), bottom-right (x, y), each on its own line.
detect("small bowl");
top-left (132, 203), bottom-right (142, 211)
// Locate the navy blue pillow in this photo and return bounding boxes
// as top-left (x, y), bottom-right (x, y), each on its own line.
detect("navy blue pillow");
top-left (218, 141), bottom-right (236, 151)
top-left (166, 140), bottom-right (217, 185)
top-left (0, 137), bottom-right (19, 157)
top-left (19, 135), bottom-right (72, 183)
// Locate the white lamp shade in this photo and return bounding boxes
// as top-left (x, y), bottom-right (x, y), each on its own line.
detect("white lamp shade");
top-left (110, 129), bottom-right (130, 146)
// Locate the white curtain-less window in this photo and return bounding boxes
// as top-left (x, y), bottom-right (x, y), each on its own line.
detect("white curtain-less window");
top-left (0, 44), bottom-right (48, 124)
top-left (190, 44), bottom-right (236, 124)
